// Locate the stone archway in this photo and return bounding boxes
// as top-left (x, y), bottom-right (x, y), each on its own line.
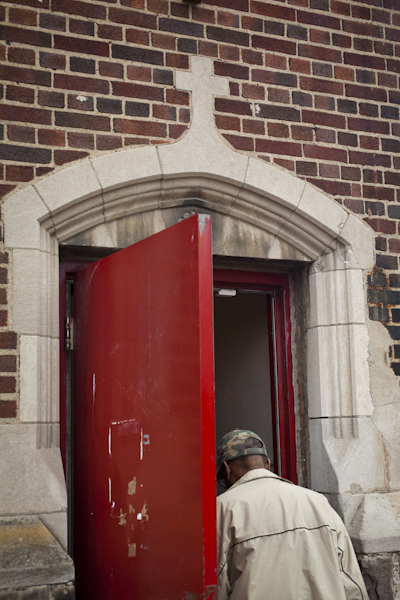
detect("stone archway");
top-left (2, 56), bottom-right (382, 553)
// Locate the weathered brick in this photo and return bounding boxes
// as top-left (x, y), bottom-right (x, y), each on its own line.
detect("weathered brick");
top-left (292, 91), bottom-right (312, 107)
top-left (288, 24), bottom-right (308, 41)
top-left (54, 149), bottom-right (90, 166)
top-left (251, 1), bottom-right (295, 21)
top-left (356, 69), bottom-right (376, 85)
top-left (114, 119), bottom-right (167, 137)
top-left (171, 1), bottom-right (190, 19)
top-left (346, 84), bottom-right (387, 103)
top-left (382, 138), bottom-right (400, 152)
top-left (97, 98), bottom-right (122, 114)
top-left (125, 101), bottom-right (150, 117)
top-left (252, 36), bottom-right (296, 55)
top-left (267, 122), bottom-right (289, 138)
top-left (218, 11), bottom-right (239, 28)
top-left (153, 104), bottom-right (176, 120)
top-left (112, 44), bottom-right (163, 66)
top-left (296, 161), bottom-right (317, 176)
top-left (332, 1), bottom-right (350, 16)
top-left (332, 33), bottom-right (352, 48)
top-left (0, 401), bottom-right (16, 418)
top-left (258, 104), bottom-right (300, 122)
top-left (0, 375), bottom-right (14, 393)
top-left (365, 219), bottom-right (396, 235)
top-left (241, 16), bottom-right (263, 31)
top-left (0, 64), bottom-right (51, 87)
top-left (70, 57), bottom-right (96, 75)
top-left (219, 45), bottom-right (240, 62)
top-left (253, 70), bottom-right (297, 88)
top-left (0, 25), bottom-right (51, 48)
top-left (127, 65), bottom-right (151, 82)
top-left (319, 163), bottom-right (340, 178)
top-left (68, 94), bottom-right (94, 111)
top-left (263, 20), bottom-right (285, 36)
top-left (0, 143), bottom-right (51, 164)
top-left (256, 139), bottom-right (302, 156)
top-left (222, 134), bottom-right (253, 151)
top-left (385, 171), bottom-right (400, 185)
top-left (166, 53), bottom-right (190, 69)
top-left (159, 18), bottom-right (203, 37)
top-left (239, 83), bottom-right (262, 100)
top-left (304, 145), bottom-right (347, 162)
top-left (348, 118), bottom-right (390, 135)
top-left (147, 0), bottom-right (169, 14)
top-left (350, 151), bottom-right (391, 167)
top-left (378, 72), bottom-right (398, 88)
top-left (214, 62), bottom-right (249, 80)
top-left (55, 74), bottom-right (109, 95)
top-left (69, 18), bottom-right (94, 37)
top-left (40, 52), bottom-right (66, 71)
top-left (241, 49), bottom-right (263, 65)
top-left (6, 85), bottom-right (35, 104)
top-left (344, 52), bottom-right (385, 71)
top-left (216, 115), bottom-right (241, 131)
top-left (0, 105), bottom-right (51, 126)
top-left (96, 135), bottom-right (122, 151)
top-left (0, 356), bottom-right (16, 372)
top-left (38, 90), bottom-right (65, 108)
top-left (113, 81), bottom-right (163, 101)
top-left (302, 110), bottom-right (345, 128)
top-left (341, 166), bottom-right (361, 181)
top-left (215, 97), bottom-right (252, 115)
top-left (299, 44), bottom-right (341, 63)
top-left (55, 35), bottom-right (108, 57)
top-left (38, 129), bottom-right (65, 147)
top-left (52, 0), bottom-right (106, 19)
top-left (6, 165), bottom-right (33, 183)
top-left (8, 47), bottom-right (36, 66)
top-left (55, 112), bottom-right (110, 132)
top-left (98, 24), bottom-right (123, 41)
top-left (7, 125), bottom-right (35, 144)
top-left (343, 20), bottom-right (383, 39)
top-left (297, 10), bottom-right (341, 30)
top-left (389, 240), bottom-right (400, 254)
top-left (354, 38), bottom-right (373, 54)
top-left (243, 119), bottom-right (264, 135)
top-left (292, 125), bottom-right (313, 141)
top-left (177, 38), bottom-right (197, 54)
top-left (315, 95), bottom-right (335, 111)
top-left (126, 28), bottom-right (149, 45)
top-left (39, 13), bottom-right (66, 32)
top-left (360, 136), bottom-right (379, 150)
top-left (369, 306), bottom-right (389, 321)
top-left (99, 61), bottom-right (124, 79)
top-left (300, 76), bottom-right (343, 95)
top-left (68, 131), bottom-right (94, 149)
top-left (389, 274), bottom-right (400, 288)
top-left (345, 199), bottom-right (364, 213)
top-left (364, 169), bottom-right (383, 184)
top-left (192, 5), bottom-right (215, 25)
top-left (152, 32), bottom-right (176, 51)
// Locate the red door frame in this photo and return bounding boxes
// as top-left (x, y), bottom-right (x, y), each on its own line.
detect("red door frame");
top-left (213, 269), bottom-right (297, 484)
top-left (60, 263), bottom-right (297, 497)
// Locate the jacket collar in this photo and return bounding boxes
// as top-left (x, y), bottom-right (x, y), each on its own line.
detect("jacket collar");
top-left (229, 468), bottom-right (292, 491)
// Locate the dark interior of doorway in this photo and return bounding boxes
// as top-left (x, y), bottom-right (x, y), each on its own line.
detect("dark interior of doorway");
top-left (214, 290), bottom-right (276, 473)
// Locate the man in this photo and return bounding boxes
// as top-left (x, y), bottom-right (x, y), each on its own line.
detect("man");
top-left (216, 429), bottom-right (369, 600)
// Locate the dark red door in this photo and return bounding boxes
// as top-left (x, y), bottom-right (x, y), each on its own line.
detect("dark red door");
top-left (72, 215), bottom-right (216, 599)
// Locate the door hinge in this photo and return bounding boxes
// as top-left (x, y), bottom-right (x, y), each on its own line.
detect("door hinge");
top-left (65, 317), bottom-right (74, 351)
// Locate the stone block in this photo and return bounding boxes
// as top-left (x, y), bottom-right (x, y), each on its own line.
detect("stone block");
top-left (359, 552), bottom-right (400, 600)
top-left (0, 425), bottom-right (67, 515)
top-left (35, 161), bottom-right (100, 214)
top-left (3, 187), bottom-right (48, 251)
top-left (92, 146), bottom-right (161, 192)
top-left (0, 516), bottom-right (74, 590)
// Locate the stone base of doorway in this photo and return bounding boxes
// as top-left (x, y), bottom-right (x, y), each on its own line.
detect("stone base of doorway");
top-left (0, 584), bottom-right (75, 600)
top-left (0, 516), bottom-right (74, 599)
top-left (359, 552), bottom-right (400, 600)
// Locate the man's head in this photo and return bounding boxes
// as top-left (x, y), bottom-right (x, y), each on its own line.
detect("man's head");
top-left (216, 429), bottom-right (271, 489)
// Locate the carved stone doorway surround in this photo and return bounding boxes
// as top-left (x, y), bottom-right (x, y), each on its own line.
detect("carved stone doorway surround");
top-left (4, 57), bottom-right (395, 556)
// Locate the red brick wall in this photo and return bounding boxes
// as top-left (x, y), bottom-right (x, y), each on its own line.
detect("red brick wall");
top-left (1, 0), bottom-right (400, 416)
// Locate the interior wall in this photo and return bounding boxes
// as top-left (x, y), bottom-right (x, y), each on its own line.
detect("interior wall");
top-left (214, 291), bottom-right (274, 468)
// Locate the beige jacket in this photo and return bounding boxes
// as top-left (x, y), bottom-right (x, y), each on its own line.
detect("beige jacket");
top-left (217, 469), bottom-right (369, 600)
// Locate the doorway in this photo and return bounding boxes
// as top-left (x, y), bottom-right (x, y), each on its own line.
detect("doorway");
top-left (59, 218), bottom-right (297, 597)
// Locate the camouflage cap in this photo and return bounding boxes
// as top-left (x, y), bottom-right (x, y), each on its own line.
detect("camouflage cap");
top-left (216, 429), bottom-right (268, 477)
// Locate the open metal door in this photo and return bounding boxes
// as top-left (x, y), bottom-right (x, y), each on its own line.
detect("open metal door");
top-left (72, 214), bottom-right (216, 599)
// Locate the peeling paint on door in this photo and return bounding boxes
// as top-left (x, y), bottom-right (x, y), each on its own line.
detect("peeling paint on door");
top-left (127, 477), bottom-right (136, 495)
top-left (118, 510), bottom-right (127, 526)
top-left (128, 543), bottom-right (136, 558)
